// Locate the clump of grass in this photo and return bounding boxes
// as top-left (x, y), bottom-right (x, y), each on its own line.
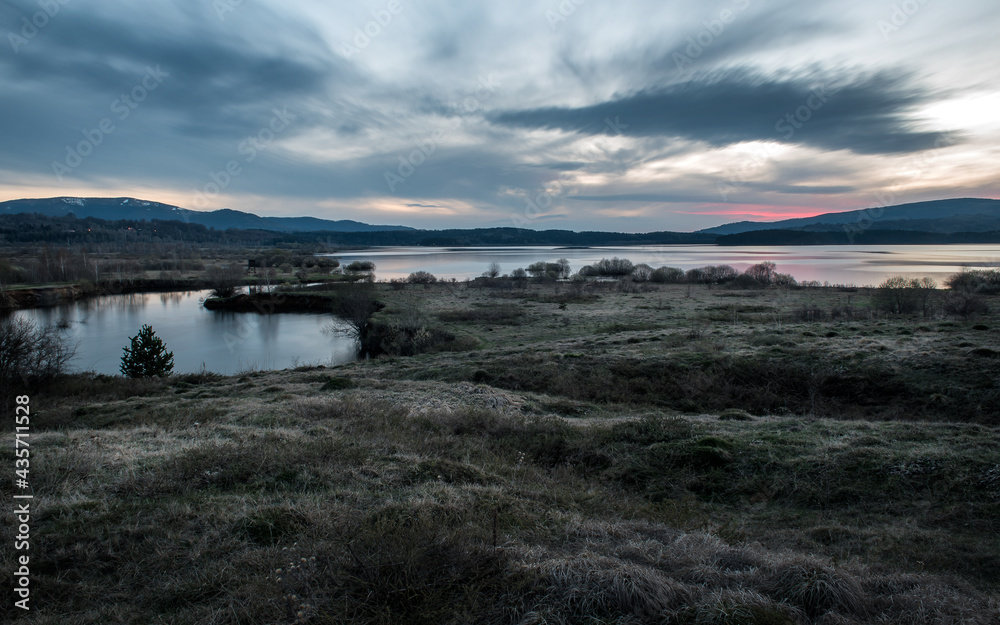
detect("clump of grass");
top-left (320, 376), bottom-right (356, 390)
top-left (719, 408), bottom-right (753, 421)
top-left (319, 508), bottom-right (513, 624)
top-left (406, 458), bottom-right (491, 485)
top-left (672, 589), bottom-right (800, 625)
top-left (762, 559), bottom-right (867, 619)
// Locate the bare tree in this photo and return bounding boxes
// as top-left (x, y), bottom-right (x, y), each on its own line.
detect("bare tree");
top-left (206, 264), bottom-right (245, 298)
top-left (331, 281), bottom-right (382, 339)
top-left (0, 317), bottom-right (75, 406)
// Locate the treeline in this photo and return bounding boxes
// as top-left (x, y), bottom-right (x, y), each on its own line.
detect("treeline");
top-left (0, 212), bottom-right (715, 248)
top-left (0, 213), bottom-right (295, 247)
top-left (717, 229), bottom-right (1000, 245)
top-left (310, 227), bottom-right (714, 247)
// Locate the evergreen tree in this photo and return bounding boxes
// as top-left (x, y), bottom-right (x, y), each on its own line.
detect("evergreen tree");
top-left (120, 324), bottom-right (174, 378)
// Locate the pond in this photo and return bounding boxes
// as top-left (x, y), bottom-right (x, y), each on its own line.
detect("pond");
top-left (10, 290), bottom-right (357, 375)
top-left (10, 244), bottom-right (1000, 375)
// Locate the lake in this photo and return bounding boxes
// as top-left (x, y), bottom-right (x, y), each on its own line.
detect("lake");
top-left (10, 244), bottom-right (1000, 375)
top-left (330, 244), bottom-right (1000, 286)
top-left (11, 290), bottom-right (357, 376)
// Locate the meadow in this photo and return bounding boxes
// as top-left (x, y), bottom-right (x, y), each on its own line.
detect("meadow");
top-left (1, 277), bottom-right (998, 624)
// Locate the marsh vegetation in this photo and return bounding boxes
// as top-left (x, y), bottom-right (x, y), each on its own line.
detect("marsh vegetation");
top-left (1, 263), bottom-right (999, 623)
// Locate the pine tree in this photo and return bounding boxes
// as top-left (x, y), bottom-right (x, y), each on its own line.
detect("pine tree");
top-left (120, 324), bottom-right (174, 378)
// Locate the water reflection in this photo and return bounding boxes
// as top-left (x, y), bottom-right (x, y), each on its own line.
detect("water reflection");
top-left (11, 289), bottom-right (358, 375)
top-left (328, 244), bottom-right (1000, 285)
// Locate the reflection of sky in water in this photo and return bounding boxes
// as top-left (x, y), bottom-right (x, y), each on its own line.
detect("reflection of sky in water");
top-left (330, 244), bottom-right (1000, 285)
top-left (14, 290), bottom-right (356, 375)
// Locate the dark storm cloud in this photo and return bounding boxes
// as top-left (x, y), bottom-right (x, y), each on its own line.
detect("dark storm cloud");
top-left (0, 0), bottom-right (996, 230)
top-left (0, 0), bottom-right (344, 170)
top-left (491, 69), bottom-right (956, 155)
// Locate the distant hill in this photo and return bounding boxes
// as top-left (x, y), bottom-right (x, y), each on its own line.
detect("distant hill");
top-left (700, 198), bottom-right (1000, 235)
top-left (716, 229), bottom-right (1000, 246)
top-left (0, 197), bottom-right (415, 233)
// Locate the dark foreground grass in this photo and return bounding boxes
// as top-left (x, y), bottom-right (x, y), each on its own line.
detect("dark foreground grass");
top-left (1, 377), bottom-right (998, 624)
top-left (2, 282), bottom-right (999, 623)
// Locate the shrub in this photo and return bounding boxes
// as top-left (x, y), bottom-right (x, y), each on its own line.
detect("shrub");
top-left (527, 261), bottom-right (568, 280)
top-left (945, 268), bottom-right (1000, 294)
top-left (686, 265), bottom-right (739, 284)
top-left (944, 292), bottom-right (990, 319)
top-left (773, 272), bottom-right (797, 287)
top-left (650, 267), bottom-right (685, 283)
top-left (744, 261), bottom-right (777, 285)
top-left (0, 316), bottom-right (76, 405)
top-left (632, 263), bottom-right (653, 281)
top-left (205, 264), bottom-right (244, 298)
top-left (593, 257), bottom-right (635, 277)
top-left (874, 276), bottom-right (935, 315)
top-left (407, 271), bottom-right (437, 285)
top-left (120, 324), bottom-right (174, 378)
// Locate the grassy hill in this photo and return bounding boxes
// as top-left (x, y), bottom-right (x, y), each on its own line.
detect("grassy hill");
top-left (2, 281), bottom-right (999, 624)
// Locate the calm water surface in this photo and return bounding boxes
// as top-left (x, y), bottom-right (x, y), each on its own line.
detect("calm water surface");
top-left (12, 290), bottom-right (356, 375)
top-left (12, 245), bottom-right (1000, 375)
top-left (331, 244), bottom-right (1000, 285)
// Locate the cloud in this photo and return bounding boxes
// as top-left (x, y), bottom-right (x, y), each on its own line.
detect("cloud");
top-left (491, 69), bottom-right (957, 155)
top-left (0, 0), bottom-right (997, 232)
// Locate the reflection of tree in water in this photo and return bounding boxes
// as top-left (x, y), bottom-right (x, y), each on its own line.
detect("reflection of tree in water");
top-left (113, 293), bottom-right (150, 314)
top-left (158, 292), bottom-right (186, 306)
top-left (256, 314), bottom-right (281, 345)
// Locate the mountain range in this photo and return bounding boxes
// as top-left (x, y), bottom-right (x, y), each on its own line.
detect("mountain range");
top-left (698, 198), bottom-right (1000, 235)
top-left (2, 195), bottom-right (999, 241)
top-left (0, 197), bottom-right (414, 233)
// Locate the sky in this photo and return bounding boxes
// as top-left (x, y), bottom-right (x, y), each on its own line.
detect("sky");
top-left (1, 0), bottom-right (998, 232)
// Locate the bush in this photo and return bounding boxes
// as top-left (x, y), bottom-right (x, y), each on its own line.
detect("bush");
top-left (874, 276), bottom-right (935, 315)
top-left (650, 267), bottom-right (685, 283)
top-left (744, 261), bottom-right (777, 285)
top-left (945, 269), bottom-right (1000, 294)
top-left (593, 257), bottom-right (634, 277)
top-left (120, 324), bottom-right (174, 378)
top-left (944, 292), bottom-right (990, 319)
top-left (687, 265), bottom-right (739, 284)
top-left (632, 263), bottom-right (653, 281)
top-left (206, 264), bottom-right (245, 298)
top-left (407, 271), bottom-right (437, 285)
top-left (0, 316), bottom-right (76, 405)
top-left (527, 261), bottom-right (568, 280)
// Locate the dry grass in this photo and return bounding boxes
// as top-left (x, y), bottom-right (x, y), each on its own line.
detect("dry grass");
top-left (2, 282), bottom-right (999, 623)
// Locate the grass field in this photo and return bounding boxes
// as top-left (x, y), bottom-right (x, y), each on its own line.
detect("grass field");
top-left (2, 280), bottom-right (998, 624)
